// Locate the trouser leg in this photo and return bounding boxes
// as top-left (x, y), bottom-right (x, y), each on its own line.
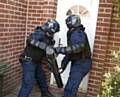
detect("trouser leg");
top-left (35, 63), bottom-right (48, 92)
top-left (17, 61), bottom-right (36, 97)
top-left (64, 64), bottom-right (89, 97)
top-left (36, 64), bottom-right (55, 97)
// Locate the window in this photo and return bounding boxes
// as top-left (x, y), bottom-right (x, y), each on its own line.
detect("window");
top-left (66, 5), bottom-right (90, 17)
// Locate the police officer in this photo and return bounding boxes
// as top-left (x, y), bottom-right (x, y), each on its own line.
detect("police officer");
top-left (17, 19), bottom-right (60, 97)
top-left (55, 14), bottom-right (92, 97)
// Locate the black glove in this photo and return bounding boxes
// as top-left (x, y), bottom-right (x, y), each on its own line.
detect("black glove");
top-left (62, 63), bottom-right (67, 71)
top-left (51, 40), bottom-right (55, 46)
top-left (60, 62), bottom-right (67, 73)
top-left (54, 47), bottom-right (65, 54)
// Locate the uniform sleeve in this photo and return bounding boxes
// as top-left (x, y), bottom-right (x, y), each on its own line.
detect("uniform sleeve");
top-left (27, 32), bottom-right (54, 51)
top-left (49, 39), bottom-right (55, 46)
top-left (55, 31), bottom-right (86, 54)
top-left (28, 31), bottom-right (44, 41)
top-left (55, 43), bottom-right (85, 54)
top-left (27, 31), bottom-right (44, 45)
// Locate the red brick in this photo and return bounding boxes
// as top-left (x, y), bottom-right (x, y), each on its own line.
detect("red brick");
top-left (0, 0), bottom-right (119, 97)
top-left (0, 0), bottom-right (57, 94)
top-left (87, 1), bottom-right (120, 97)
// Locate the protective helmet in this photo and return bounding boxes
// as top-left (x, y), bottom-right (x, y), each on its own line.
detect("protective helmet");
top-left (41, 19), bottom-right (60, 34)
top-left (66, 14), bottom-right (81, 29)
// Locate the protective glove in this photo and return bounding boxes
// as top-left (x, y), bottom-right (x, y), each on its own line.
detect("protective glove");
top-left (54, 47), bottom-right (65, 54)
top-left (59, 63), bottom-right (67, 73)
top-left (59, 59), bottom-right (68, 73)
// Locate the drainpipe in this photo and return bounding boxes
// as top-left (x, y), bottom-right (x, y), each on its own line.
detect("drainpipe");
top-left (25, 0), bottom-right (29, 46)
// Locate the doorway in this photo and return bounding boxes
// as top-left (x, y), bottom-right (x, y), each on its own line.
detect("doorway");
top-left (51, 0), bottom-right (99, 93)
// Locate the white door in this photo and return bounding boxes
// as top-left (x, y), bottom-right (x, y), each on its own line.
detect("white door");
top-left (51, 0), bottom-right (99, 93)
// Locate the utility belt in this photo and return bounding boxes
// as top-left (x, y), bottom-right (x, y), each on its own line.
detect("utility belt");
top-left (19, 55), bottom-right (32, 63)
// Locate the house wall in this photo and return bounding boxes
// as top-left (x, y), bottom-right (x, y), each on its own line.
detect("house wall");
top-left (0, 0), bottom-right (120, 97)
top-left (87, 0), bottom-right (120, 96)
top-left (0, 0), bottom-right (58, 94)
top-left (0, 0), bottom-right (27, 93)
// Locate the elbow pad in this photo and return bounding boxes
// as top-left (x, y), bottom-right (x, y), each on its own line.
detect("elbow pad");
top-left (55, 43), bottom-right (85, 54)
top-left (30, 39), bottom-right (47, 50)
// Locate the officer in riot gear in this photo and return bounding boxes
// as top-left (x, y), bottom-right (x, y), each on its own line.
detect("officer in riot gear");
top-left (17, 19), bottom-right (60, 97)
top-left (55, 14), bottom-right (92, 97)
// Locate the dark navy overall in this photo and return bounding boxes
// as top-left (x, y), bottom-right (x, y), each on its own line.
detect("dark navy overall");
top-left (62, 26), bottom-right (92, 97)
top-left (18, 28), bottom-right (54, 97)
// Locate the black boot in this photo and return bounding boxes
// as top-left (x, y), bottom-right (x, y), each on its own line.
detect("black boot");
top-left (41, 91), bottom-right (55, 97)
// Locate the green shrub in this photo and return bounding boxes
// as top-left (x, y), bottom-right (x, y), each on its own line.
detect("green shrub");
top-left (101, 67), bottom-right (120, 97)
top-left (97, 49), bottom-right (120, 97)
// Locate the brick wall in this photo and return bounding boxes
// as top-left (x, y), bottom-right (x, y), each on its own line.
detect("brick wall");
top-left (0, 0), bottom-right (27, 93)
top-left (1, 0), bottom-right (120, 96)
top-left (0, 0), bottom-right (58, 95)
top-left (27, 0), bottom-right (57, 32)
top-left (87, 0), bottom-right (120, 97)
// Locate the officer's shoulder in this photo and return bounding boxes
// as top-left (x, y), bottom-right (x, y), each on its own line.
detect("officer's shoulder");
top-left (74, 29), bottom-right (84, 35)
top-left (31, 31), bottom-right (44, 39)
top-left (73, 30), bottom-right (86, 39)
top-left (33, 30), bottom-right (44, 35)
